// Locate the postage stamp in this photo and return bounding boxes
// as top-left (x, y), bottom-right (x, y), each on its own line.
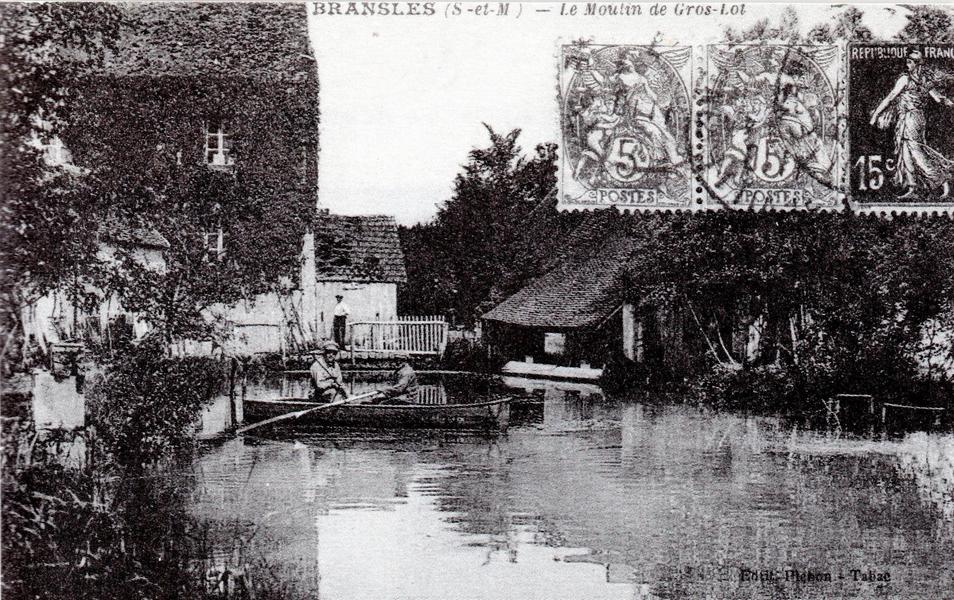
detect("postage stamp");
top-left (703, 44), bottom-right (842, 210)
top-left (848, 44), bottom-right (954, 212)
top-left (558, 43), bottom-right (693, 211)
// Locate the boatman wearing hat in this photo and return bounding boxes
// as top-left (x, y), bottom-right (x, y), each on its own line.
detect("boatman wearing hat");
top-left (372, 354), bottom-right (419, 404)
top-left (332, 294), bottom-right (350, 348)
top-left (310, 341), bottom-right (346, 402)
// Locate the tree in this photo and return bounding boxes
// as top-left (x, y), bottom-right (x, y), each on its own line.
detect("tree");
top-left (0, 4), bottom-right (124, 370)
top-left (398, 127), bottom-right (568, 325)
top-left (622, 210), bottom-right (954, 403)
top-left (897, 5), bottom-right (954, 43)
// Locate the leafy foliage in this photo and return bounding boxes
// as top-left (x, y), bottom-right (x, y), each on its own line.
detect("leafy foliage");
top-left (0, 3), bottom-right (125, 369)
top-left (85, 339), bottom-right (226, 468)
top-left (1, 457), bottom-right (216, 600)
top-left (897, 5), bottom-right (954, 43)
top-left (399, 127), bottom-right (578, 325)
top-left (2, 3), bottom-right (319, 361)
top-left (440, 337), bottom-right (502, 373)
top-left (64, 60), bottom-right (317, 343)
top-left (622, 211), bottom-right (954, 404)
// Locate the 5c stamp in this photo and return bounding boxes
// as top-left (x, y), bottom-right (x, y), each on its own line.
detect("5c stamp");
top-left (557, 41), bottom-right (954, 215)
top-left (704, 44), bottom-right (841, 210)
top-left (558, 43), bottom-right (693, 211)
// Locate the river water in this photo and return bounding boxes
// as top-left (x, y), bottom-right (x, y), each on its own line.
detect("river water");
top-left (185, 373), bottom-right (954, 599)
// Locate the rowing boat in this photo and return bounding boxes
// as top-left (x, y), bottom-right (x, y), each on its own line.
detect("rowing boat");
top-left (243, 396), bottom-right (512, 432)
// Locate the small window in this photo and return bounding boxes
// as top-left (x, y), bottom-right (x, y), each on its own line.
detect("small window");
top-left (28, 116), bottom-right (74, 168)
top-left (544, 333), bottom-right (566, 355)
top-left (203, 230), bottom-right (225, 261)
top-left (42, 136), bottom-right (73, 167)
top-left (205, 120), bottom-right (234, 167)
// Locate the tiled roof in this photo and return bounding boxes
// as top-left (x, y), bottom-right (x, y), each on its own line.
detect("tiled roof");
top-left (101, 3), bottom-right (316, 82)
top-left (314, 214), bottom-right (407, 284)
top-left (482, 231), bottom-right (636, 329)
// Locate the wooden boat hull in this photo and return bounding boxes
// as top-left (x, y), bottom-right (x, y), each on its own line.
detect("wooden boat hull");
top-left (243, 397), bottom-right (511, 432)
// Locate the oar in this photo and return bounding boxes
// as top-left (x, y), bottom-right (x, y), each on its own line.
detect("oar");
top-left (235, 390), bottom-right (379, 435)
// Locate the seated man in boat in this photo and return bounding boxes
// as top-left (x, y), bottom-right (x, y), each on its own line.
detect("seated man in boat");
top-left (372, 355), bottom-right (419, 405)
top-left (310, 341), bottom-right (347, 402)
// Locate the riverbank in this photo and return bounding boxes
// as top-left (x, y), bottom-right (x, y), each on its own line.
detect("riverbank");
top-left (0, 341), bottom-right (299, 600)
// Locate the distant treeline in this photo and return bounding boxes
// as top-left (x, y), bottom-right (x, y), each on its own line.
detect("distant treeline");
top-left (399, 127), bottom-right (954, 406)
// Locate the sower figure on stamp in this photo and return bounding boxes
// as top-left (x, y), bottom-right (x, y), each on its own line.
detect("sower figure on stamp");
top-left (372, 354), bottom-right (419, 405)
top-left (332, 294), bottom-right (350, 348)
top-left (310, 341), bottom-right (347, 403)
top-left (870, 50), bottom-right (954, 199)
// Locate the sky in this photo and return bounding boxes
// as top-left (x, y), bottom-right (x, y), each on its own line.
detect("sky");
top-left (307, 2), bottom-right (906, 225)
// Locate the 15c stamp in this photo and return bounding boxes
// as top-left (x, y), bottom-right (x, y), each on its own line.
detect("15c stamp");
top-left (558, 43), bottom-right (693, 211)
top-left (849, 43), bottom-right (954, 211)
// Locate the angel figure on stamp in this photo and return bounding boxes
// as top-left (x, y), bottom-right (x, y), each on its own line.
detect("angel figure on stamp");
top-left (738, 51), bottom-right (799, 93)
top-left (779, 82), bottom-right (832, 177)
top-left (708, 45), bottom-right (840, 198)
top-left (613, 53), bottom-right (686, 169)
top-left (716, 88), bottom-right (768, 187)
top-left (573, 92), bottom-right (622, 184)
top-left (870, 50), bottom-right (954, 199)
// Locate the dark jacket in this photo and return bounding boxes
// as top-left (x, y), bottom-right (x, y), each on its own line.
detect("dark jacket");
top-left (380, 363), bottom-right (419, 399)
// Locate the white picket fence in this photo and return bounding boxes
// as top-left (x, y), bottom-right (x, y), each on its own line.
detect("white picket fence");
top-left (415, 384), bottom-right (448, 405)
top-left (349, 316), bottom-right (449, 358)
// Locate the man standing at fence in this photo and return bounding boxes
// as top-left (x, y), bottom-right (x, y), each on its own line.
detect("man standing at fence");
top-left (332, 294), bottom-right (350, 348)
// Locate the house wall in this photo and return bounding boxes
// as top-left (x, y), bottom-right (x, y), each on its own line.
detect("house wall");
top-left (209, 291), bottom-right (305, 355)
top-left (622, 303), bottom-right (638, 361)
top-left (22, 243), bottom-right (166, 352)
top-left (209, 231), bottom-right (401, 354)
top-left (313, 282), bottom-right (398, 341)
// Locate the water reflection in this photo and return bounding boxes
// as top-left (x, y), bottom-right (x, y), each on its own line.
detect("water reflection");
top-left (187, 376), bottom-right (954, 600)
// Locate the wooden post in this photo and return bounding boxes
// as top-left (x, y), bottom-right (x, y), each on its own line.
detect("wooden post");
top-left (228, 357), bottom-right (238, 427)
top-left (279, 320), bottom-right (286, 366)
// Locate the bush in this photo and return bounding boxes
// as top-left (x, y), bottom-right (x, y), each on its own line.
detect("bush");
top-left (440, 337), bottom-right (501, 372)
top-left (2, 463), bottom-right (209, 600)
top-left (85, 338), bottom-right (228, 468)
top-left (687, 364), bottom-right (800, 412)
